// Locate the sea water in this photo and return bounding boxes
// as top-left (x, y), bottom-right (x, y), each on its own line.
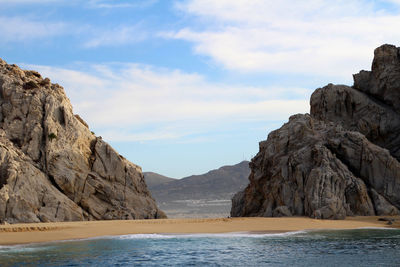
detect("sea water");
top-left (0, 229), bottom-right (399, 266)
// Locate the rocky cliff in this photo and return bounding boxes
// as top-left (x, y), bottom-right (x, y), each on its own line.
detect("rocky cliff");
top-left (231, 44), bottom-right (400, 219)
top-left (0, 59), bottom-right (165, 223)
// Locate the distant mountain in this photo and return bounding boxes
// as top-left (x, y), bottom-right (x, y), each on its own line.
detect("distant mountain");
top-left (143, 172), bottom-right (175, 188)
top-left (144, 161), bottom-right (250, 218)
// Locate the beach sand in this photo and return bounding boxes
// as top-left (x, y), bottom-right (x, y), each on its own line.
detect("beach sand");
top-left (0, 216), bottom-right (399, 245)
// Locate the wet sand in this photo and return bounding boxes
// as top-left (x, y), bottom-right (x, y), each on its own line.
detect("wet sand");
top-left (0, 216), bottom-right (399, 245)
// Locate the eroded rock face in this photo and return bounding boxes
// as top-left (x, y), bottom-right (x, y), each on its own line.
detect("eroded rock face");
top-left (0, 59), bottom-right (166, 223)
top-left (231, 44), bottom-right (400, 219)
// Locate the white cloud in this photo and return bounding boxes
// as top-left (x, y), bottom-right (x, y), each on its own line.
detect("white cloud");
top-left (0, 16), bottom-right (66, 42)
top-left (87, 0), bottom-right (157, 8)
top-left (167, 0), bottom-right (400, 79)
top-left (0, 16), bottom-right (149, 47)
top-left (84, 25), bottom-right (148, 48)
top-left (0, 0), bottom-right (155, 7)
top-left (23, 63), bottom-right (309, 142)
top-left (0, 0), bottom-right (61, 3)
top-left (383, 0), bottom-right (400, 4)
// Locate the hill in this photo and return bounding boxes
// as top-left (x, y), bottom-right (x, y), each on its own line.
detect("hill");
top-left (143, 172), bottom-right (175, 188)
top-left (145, 161), bottom-right (250, 218)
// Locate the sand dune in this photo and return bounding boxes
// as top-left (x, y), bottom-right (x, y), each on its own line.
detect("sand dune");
top-left (0, 216), bottom-right (399, 245)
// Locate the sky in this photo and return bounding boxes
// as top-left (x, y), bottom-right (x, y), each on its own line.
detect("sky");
top-left (1, 0), bottom-right (400, 178)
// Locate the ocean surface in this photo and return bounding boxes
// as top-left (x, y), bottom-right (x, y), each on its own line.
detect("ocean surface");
top-left (1, 228), bottom-right (399, 266)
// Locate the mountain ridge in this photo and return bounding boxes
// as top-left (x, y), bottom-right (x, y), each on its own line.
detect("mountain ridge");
top-left (146, 160), bottom-right (250, 201)
top-left (145, 161), bottom-right (250, 218)
top-left (143, 172), bottom-right (175, 188)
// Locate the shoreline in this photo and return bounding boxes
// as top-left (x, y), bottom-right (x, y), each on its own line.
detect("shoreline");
top-left (0, 216), bottom-right (399, 246)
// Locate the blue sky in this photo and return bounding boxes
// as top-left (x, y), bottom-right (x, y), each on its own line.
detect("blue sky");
top-left (1, 0), bottom-right (400, 178)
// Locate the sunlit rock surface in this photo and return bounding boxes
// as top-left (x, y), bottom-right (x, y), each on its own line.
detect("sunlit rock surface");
top-left (0, 59), bottom-right (165, 223)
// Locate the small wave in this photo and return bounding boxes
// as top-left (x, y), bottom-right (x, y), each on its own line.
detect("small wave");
top-left (355, 227), bottom-right (400, 230)
top-left (198, 230), bottom-right (308, 238)
top-left (117, 234), bottom-right (177, 239)
top-left (0, 244), bottom-right (49, 253)
top-left (114, 230), bottom-right (308, 240)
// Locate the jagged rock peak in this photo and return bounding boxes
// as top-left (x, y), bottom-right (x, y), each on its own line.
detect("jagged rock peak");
top-left (353, 44), bottom-right (400, 112)
top-left (0, 58), bottom-right (166, 223)
top-left (371, 44), bottom-right (399, 72)
top-left (231, 44), bottom-right (400, 219)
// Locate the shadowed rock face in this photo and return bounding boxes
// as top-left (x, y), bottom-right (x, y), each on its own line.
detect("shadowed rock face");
top-left (0, 59), bottom-right (166, 223)
top-left (231, 44), bottom-right (400, 219)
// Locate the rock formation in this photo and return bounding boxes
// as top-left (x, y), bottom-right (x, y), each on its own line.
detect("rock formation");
top-left (231, 44), bottom-right (400, 219)
top-left (0, 59), bottom-right (165, 223)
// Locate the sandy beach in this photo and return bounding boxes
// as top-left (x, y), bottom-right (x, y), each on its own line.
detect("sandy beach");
top-left (0, 216), bottom-right (399, 245)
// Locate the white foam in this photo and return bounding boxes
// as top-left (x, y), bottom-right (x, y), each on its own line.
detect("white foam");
top-left (0, 244), bottom-right (49, 253)
top-left (117, 234), bottom-right (177, 239)
top-left (2, 228), bottom-right (397, 248)
top-left (114, 230), bottom-right (308, 240)
top-left (355, 227), bottom-right (400, 230)
top-left (0, 231), bottom-right (309, 248)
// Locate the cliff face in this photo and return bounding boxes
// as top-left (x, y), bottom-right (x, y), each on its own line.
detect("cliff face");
top-left (231, 44), bottom-right (400, 219)
top-left (0, 59), bottom-right (165, 223)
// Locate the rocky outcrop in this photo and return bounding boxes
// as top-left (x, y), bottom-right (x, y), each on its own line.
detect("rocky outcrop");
top-left (0, 59), bottom-right (165, 223)
top-left (231, 44), bottom-right (400, 219)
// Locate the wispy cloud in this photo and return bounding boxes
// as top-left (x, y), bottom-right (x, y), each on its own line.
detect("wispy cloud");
top-left (0, 16), bottom-right (150, 48)
top-left (0, 0), bottom-right (156, 7)
top-left (23, 63), bottom-right (310, 142)
top-left (0, 0), bottom-right (62, 3)
top-left (383, 0), bottom-right (400, 4)
top-left (87, 0), bottom-right (158, 8)
top-left (84, 25), bottom-right (149, 48)
top-left (166, 0), bottom-right (400, 79)
top-left (0, 16), bottom-right (66, 42)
